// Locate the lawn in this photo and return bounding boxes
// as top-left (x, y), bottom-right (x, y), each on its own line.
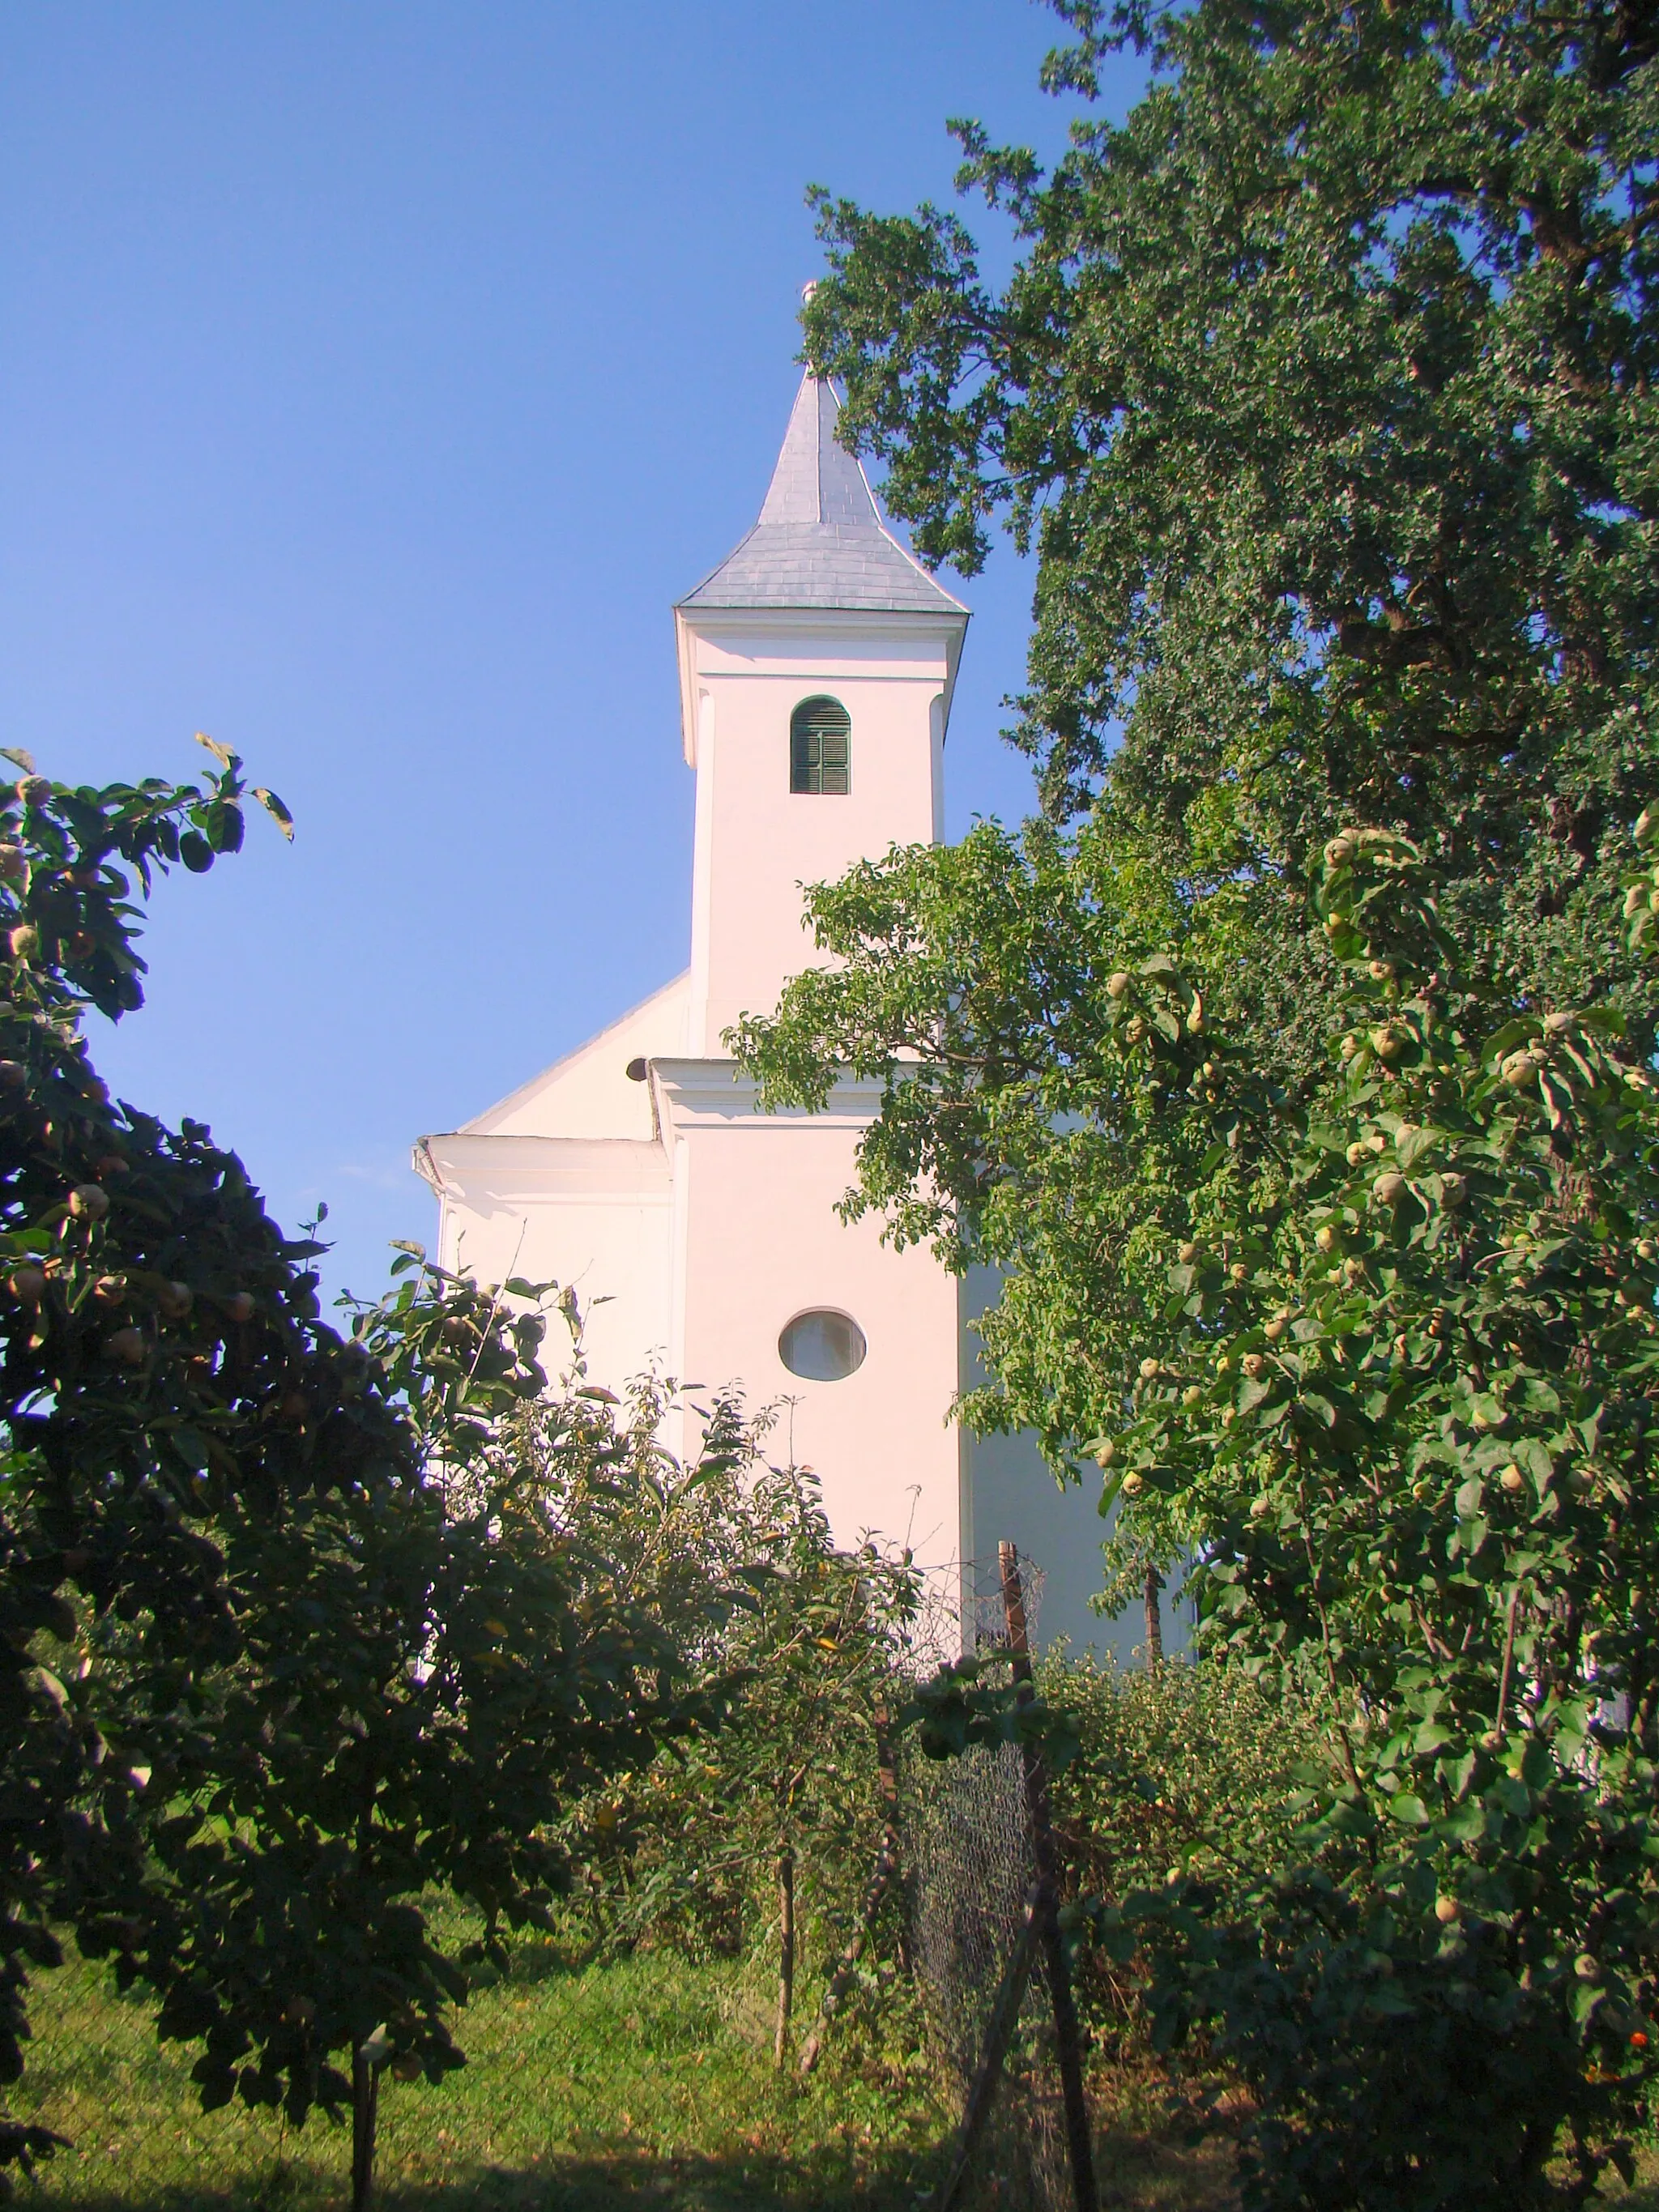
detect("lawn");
top-left (13, 1933), bottom-right (1244, 2212)
top-left (22, 1938), bottom-right (1659, 2212)
top-left (15, 1937), bottom-right (940, 2212)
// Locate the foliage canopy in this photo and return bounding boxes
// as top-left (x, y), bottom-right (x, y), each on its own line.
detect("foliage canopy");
top-left (803, 0), bottom-right (1658, 1046)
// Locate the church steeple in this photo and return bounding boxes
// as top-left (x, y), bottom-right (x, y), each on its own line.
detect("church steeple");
top-left (678, 372), bottom-right (966, 616)
top-left (756, 375), bottom-right (881, 528)
top-left (673, 344), bottom-right (968, 1058)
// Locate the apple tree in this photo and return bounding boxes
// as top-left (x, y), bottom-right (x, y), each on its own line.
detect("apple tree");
top-left (0, 744), bottom-right (721, 2185)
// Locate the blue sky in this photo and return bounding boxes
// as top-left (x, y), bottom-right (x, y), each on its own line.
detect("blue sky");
top-left (0, 3), bottom-right (1143, 1306)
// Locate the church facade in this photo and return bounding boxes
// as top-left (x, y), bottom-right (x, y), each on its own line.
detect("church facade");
top-left (413, 362), bottom-right (1132, 1657)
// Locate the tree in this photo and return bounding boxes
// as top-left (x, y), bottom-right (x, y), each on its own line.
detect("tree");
top-left (740, 804), bottom-right (1659, 2202)
top-left (728, 812), bottom-right (1238, 1581)
top-left (1090, 832), bottom-right (1659, 2210)
top-left (740, 0), bottom-right (1659, 1514)
top-left (0, 743), bottom-right (719, 2189)
top-left (538, 1384), bottom-right (925, 2063)
top-left (800, 0), bottom-right (1658, 1054)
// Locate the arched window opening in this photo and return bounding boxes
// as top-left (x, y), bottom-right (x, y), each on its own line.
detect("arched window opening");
top-left (778, 1309), bottom-right (867, 1382)
top-left (790, 697), bottom-right (851, 795)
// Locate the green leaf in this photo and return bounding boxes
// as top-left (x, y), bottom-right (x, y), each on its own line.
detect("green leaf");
top-left (1440, 1749), bottom-right (1476, 1800)
top-left (1366, 1986), bottom-right (1417, 2017)
top-left (1439, 1801), bottom-right (1485, 1843)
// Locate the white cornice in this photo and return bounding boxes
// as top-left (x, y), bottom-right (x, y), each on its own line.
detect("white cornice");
top-left (675, 604), bottom-right (967, 768)
top-left (649, 1056), bottom-right (887, 1134)
top-left (415, 1133), bottom-right (671, 1204)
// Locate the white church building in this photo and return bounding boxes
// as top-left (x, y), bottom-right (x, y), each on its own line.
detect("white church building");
top-left (413, 359), bottom-right (1135, 1658)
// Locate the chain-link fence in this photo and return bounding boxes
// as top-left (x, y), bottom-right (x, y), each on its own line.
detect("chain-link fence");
top-left (898, 1554), bottom-right (1072, 2212)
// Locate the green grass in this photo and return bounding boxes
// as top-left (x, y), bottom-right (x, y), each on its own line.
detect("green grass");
top-left (12, 1926), bottom-right (1256, 2212)
top-left (15, 1941), bottom-right (948, 2212)
top-left (32, 1943), bottom-right (1659, 2212)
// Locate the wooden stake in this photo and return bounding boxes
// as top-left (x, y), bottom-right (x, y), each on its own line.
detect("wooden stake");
top-left (774, 1848), bottom-right (796, 2068)
top-left (1144, 1564), bottom-right (1164, 1672)
top-left (351, 2040), bottom-right (382, 2212)
top-left (878, 1703), bottom-right (916, 1979)
top-left (1000, 1541), bottom-right (1098, 2212)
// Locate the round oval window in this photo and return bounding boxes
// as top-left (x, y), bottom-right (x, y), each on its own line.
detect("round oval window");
top-left (778, 1310), bottom-right (867, 1383)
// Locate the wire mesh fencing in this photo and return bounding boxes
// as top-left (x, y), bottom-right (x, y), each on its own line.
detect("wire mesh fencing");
top-left (898, 1554), bottom-right (1075, 2212)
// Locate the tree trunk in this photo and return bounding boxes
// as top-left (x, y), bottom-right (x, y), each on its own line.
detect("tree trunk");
top-left (774, 1848), bottom-right (795, 2068)
top-left (351, 2042), bottom-right (381, 2212)
top-left (1000, 1541), bottom-right (1098, 2212)
top-left (1144, 1564), bottom-right (1163, 1672)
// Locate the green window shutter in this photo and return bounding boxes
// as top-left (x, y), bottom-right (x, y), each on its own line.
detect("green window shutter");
top-left (819, 725), bottom-right (849, 794)
top-left (789, 697), bottom-right (851, 795)
top-left (791, 721), bottom-right (820, 793)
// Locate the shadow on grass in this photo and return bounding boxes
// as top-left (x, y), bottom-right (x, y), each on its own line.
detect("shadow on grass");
top-left (36, 2137), bottom-right (944, 2212)
top-left (30, 2115), bottom-right (1243, 2212)
top-left (1094, 2120), bottom-right (1238, 2212)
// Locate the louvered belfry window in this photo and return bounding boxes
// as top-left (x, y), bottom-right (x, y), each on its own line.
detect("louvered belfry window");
top-left (790, 696), bottom-right (851, 795)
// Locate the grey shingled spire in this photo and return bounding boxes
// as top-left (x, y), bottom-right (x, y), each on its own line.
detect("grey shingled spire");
top-left (679, 373), bottom-right (967, 616)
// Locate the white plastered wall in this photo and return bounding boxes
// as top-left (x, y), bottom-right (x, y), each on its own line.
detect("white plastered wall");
top-left (655, 1063), bottom-right (961, 1575)
top-left (679, 610), bottom-right (958, 1055)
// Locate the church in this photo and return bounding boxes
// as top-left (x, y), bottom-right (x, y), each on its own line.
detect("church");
top-left (413, 351), bottom-right (1133, 1659)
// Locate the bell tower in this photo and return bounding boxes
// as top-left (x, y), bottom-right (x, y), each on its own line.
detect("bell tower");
top-left (420, 337), bottom-right (1145, 1658)
top-left (673, 372), bottom-right (967, 1054)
